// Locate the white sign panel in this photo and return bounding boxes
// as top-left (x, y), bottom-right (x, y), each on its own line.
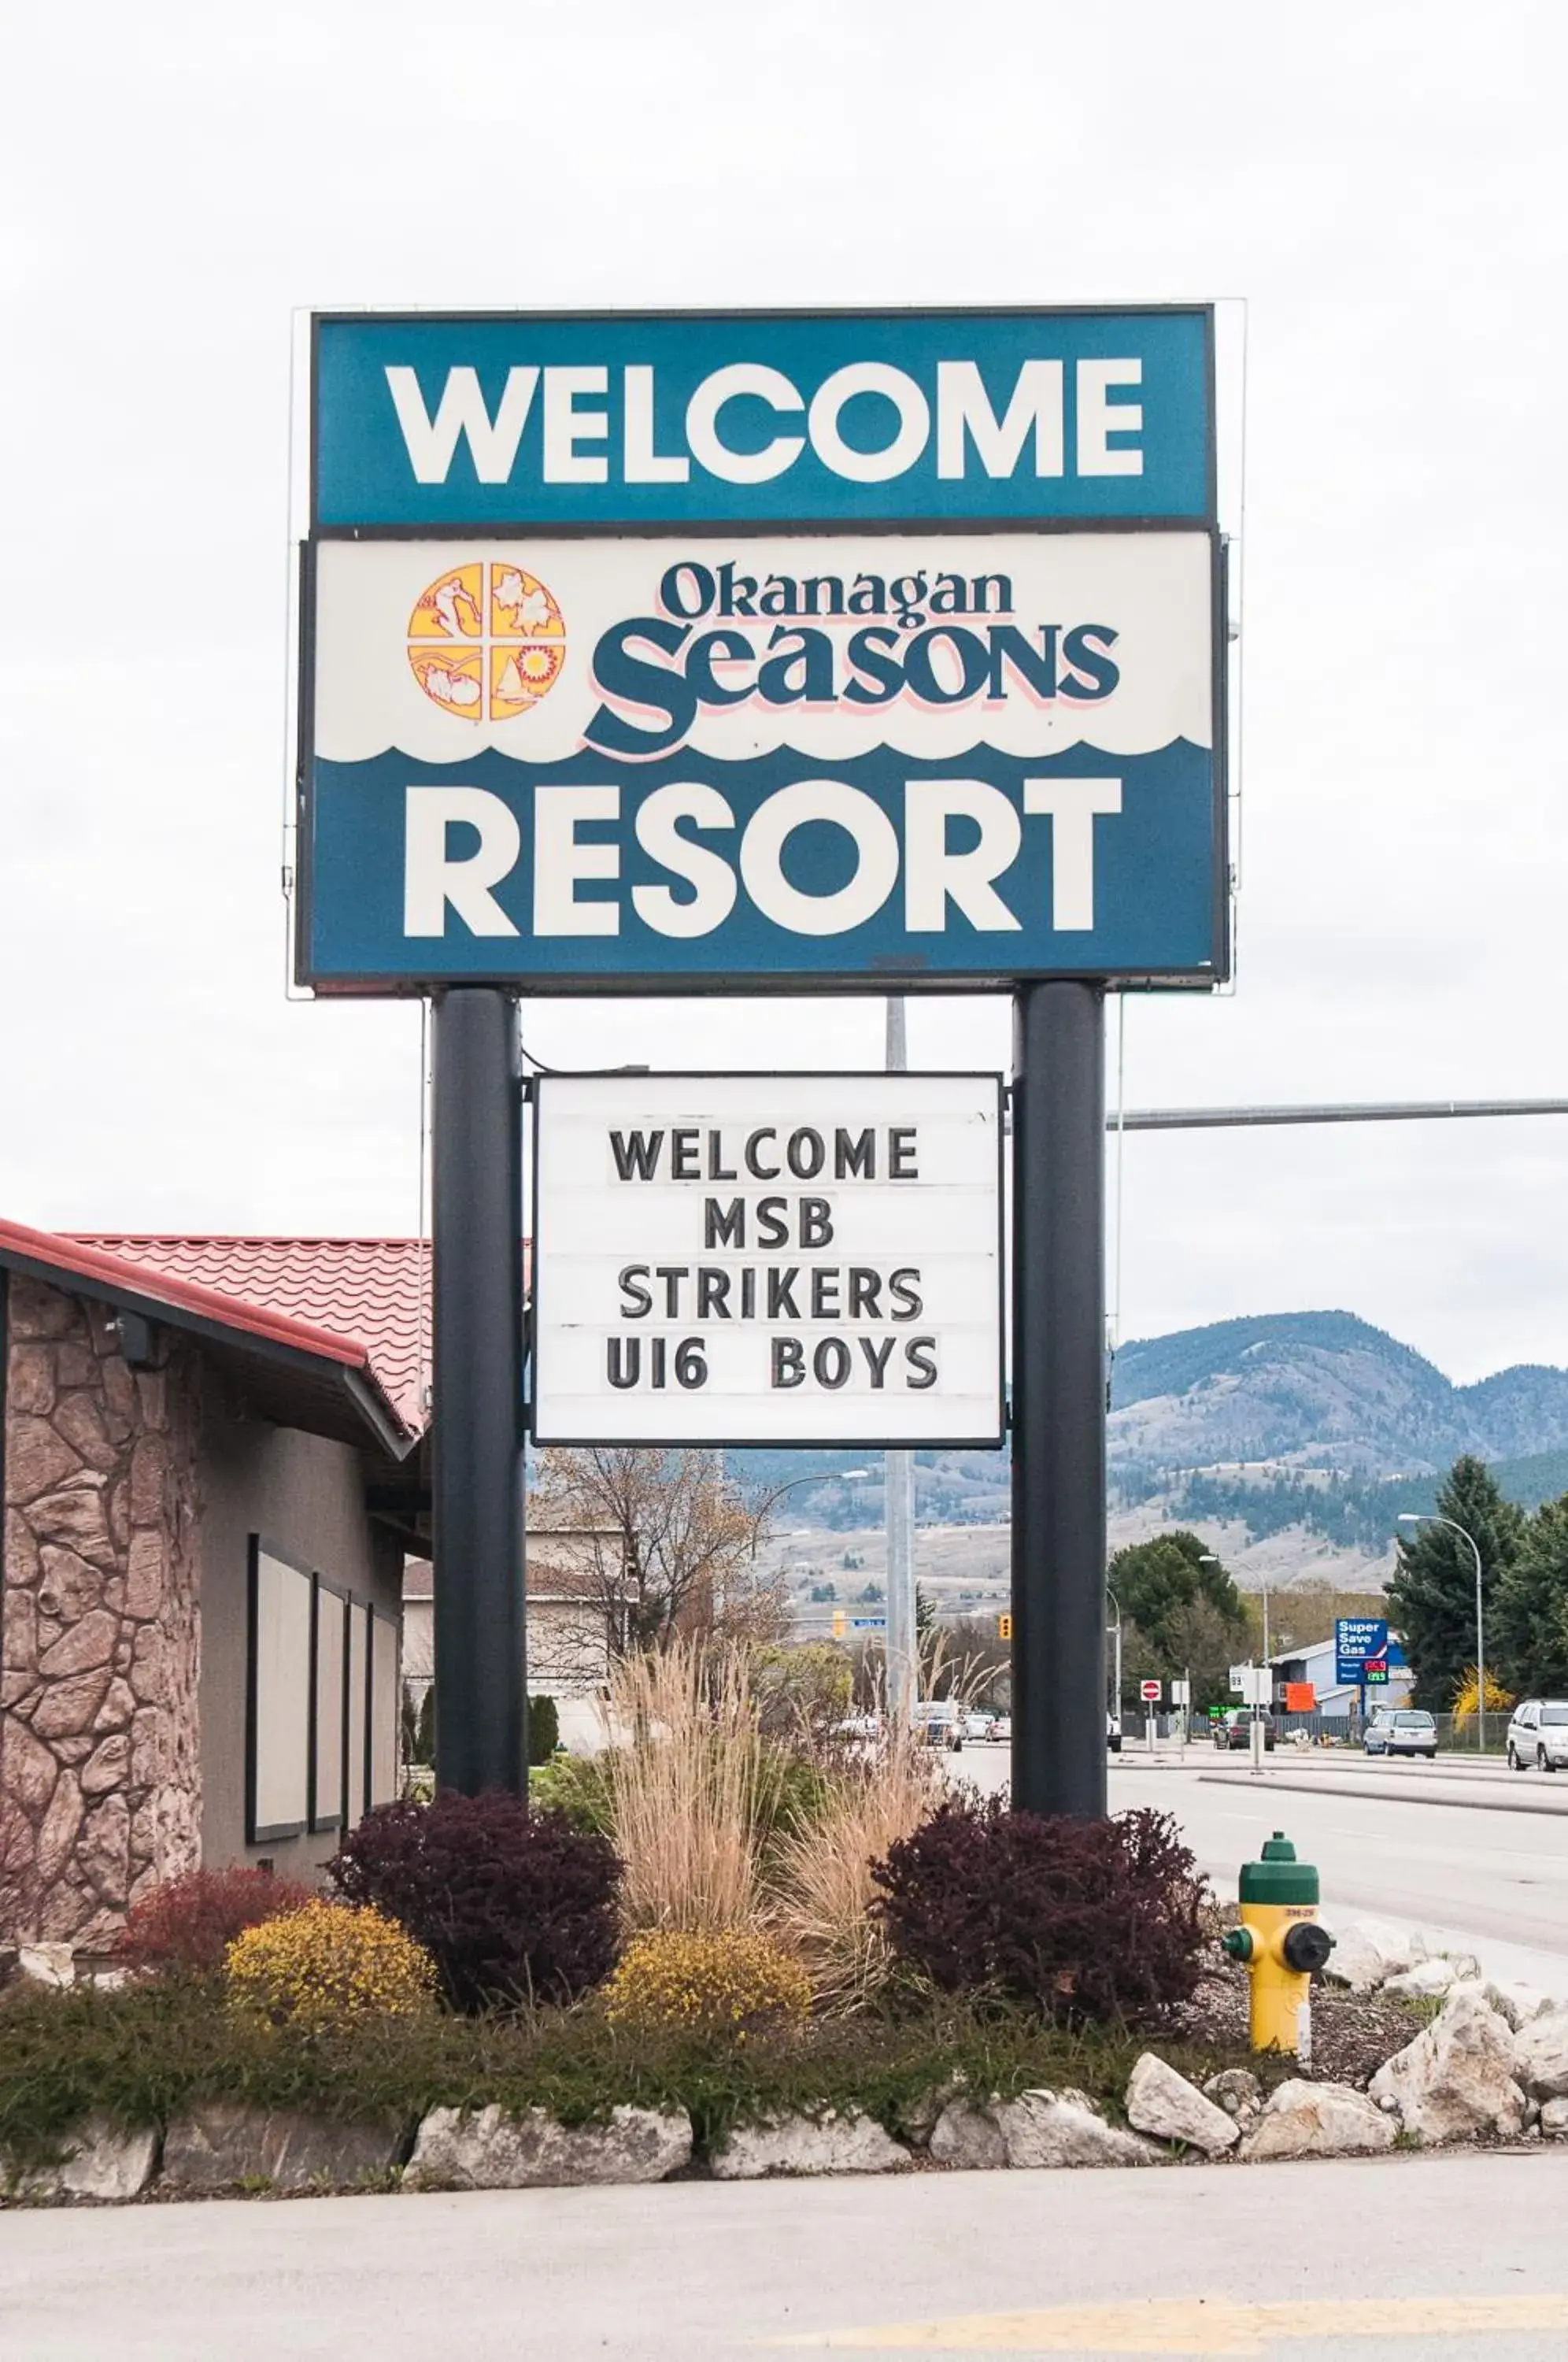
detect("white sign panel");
top-left (532, 1072), bottom-right (1003, 1446)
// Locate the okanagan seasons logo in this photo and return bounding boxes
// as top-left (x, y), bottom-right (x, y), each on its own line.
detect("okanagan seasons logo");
top-left (582, 557), bottom-right (1121, 758)
top-left (407, 561), bottom-right (565, 720)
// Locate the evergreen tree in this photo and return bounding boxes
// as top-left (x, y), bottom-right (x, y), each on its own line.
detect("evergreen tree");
top-left (1492, 1494), bottom-right (1568, 1697)
top-left (1385, 1456), bottom-right (1522, 1709)
top-left (1106, 1530), bottom-right (1248, 1701)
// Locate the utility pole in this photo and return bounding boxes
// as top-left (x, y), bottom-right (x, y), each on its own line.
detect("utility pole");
top-left (883, 996), bottom-right (917, 1728)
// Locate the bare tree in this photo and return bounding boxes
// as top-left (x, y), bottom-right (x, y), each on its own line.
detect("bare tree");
top-left (532, 1448), bottom-right (789, 1653)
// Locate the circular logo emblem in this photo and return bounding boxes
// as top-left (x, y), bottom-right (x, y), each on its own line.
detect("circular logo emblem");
top-left (407, 561), bottom-right (565, 721)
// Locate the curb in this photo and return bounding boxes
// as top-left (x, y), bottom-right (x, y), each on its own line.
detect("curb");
top-left (1200, 1772), bottom-right (1568, 1820)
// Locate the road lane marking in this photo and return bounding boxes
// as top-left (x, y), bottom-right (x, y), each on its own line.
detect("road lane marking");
top-left (770, 2291), bottom-right (1568, 2353)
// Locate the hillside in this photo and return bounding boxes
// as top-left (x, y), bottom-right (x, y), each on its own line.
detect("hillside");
top-left (732, 1312), bottom-right (1568, 1555)
top-left (1109, 1311), bottom-right (1568, 1477)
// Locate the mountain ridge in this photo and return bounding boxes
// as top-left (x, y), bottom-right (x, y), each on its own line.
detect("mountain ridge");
top-left (1109, 1309), bottom-right (1568, 1476)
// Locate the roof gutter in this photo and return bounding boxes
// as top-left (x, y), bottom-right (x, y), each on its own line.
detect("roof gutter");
top-left (0, 1242), bottom-right (416, 1463)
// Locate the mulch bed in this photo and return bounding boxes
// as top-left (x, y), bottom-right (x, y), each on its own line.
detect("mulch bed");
top-left (1174, 1956), bottom-right (1428, 2089)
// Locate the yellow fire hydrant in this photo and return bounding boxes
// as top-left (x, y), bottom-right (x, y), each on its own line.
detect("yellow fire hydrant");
top-left (1219, 1831), bottom-right (1334, 2060)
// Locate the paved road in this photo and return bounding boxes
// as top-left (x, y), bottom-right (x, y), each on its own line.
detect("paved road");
top-left (957, 1746), bottom-right (1568, 1997)
top-left (6, 2153), bottom-right (1568, 2359)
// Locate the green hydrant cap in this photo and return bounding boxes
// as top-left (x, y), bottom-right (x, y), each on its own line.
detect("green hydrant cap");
top-left (1238, 1829), bottom-right (1320, 1906)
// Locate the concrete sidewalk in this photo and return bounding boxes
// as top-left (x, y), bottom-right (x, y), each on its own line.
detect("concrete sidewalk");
top-left (4, 2153), bottom-right (1568, 2360)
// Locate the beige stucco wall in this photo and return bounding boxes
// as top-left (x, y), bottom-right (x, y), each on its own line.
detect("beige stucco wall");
top-left (197, 1405), bottom-right (404, 1875)
top-left (2, 1270), bottom-right (407, 1949)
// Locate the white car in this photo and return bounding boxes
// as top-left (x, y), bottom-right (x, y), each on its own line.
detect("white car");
top-left (960, 1712), bottom-right (994, 1742)
top-left (1507, 1699), bottom-right (1568, 1772)
top-left (1363, 1709), bottom-right (1437, 1759)
top-left (989, 1715), bottom-right (1011, 1743)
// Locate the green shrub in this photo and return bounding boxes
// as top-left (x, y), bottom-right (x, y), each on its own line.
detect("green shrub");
top-left (401, 1684), bottom-right (435, 1767)
top-left (527, 1694), bottom-right (560, 1766)
top-left (528, 1752), bottom-right (613, 1833)
top-left (0, 1975), bottom-right (1261, 2172)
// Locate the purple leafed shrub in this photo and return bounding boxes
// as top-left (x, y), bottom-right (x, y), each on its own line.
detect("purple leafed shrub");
top-left (328, 1792), bottom-right (621, 2012)
top-left (871, 1797), bottom-right (1207, 2026)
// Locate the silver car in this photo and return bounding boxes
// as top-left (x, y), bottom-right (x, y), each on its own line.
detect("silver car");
top-left (1507, 1700), bottom-right (1568, 1772)
top-left (1364, 1709), bottom-right (1437, 1759)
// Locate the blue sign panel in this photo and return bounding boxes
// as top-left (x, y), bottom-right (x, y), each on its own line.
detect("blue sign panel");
top-left (299, 530), bottom-right (1224, 992)
top-left (1336, 1617), bottom-right (1389, 1686)
top-left (312, 308), bottom-right (1213, 531)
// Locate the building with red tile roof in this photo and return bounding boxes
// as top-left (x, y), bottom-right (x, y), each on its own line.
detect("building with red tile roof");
top-left (71, 1235), bottom-right (432, 1439)
top-left (1, 1219), bottom-right (432, 1960)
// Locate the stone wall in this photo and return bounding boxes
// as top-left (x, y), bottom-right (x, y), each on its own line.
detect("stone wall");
top-left (2, 1277), bottom-right (202, 1950)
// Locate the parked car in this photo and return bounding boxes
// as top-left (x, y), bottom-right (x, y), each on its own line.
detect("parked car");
top-left (914, 1701), bottom-right (963, 1751)
top-left (1364, 1709), bottom-right (1437, 1760)
top-left (1507, 1699), bottom-right (1568, 1772)
top-left (831, 1713), bottom-right (881, 1742)
top-left (1107, 1714), bottom-right (1122, 1753)
top-left (1213, 1708), bottom-right (1275, 1752)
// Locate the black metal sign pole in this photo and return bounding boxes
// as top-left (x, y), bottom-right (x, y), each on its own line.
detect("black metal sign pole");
top-left (1011, 979), bottom-right (1108, 1819)
top-left (431, 987), bottom-right (527, 1797)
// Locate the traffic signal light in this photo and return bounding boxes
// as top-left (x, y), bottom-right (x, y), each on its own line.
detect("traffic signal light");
top-left (998, 1612), bottom-right (1013, 1640)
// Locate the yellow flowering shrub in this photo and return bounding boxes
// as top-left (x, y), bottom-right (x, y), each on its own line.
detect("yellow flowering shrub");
top-left (603, 1927), bottom-right (811, 2038)
top-left (225, 1899), bottom-right (438, 2031)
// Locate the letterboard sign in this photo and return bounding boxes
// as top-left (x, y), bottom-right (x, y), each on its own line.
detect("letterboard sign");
top-left (531, 1072), bottom-right (1004, 1446)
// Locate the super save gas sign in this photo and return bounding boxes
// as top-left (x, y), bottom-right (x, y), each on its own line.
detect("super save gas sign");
top-left (298, 309), bottom-right (1225, 993)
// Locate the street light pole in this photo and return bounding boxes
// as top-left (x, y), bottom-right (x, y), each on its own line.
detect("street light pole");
top-left (1106, 1587), bottom-right (1122, 1736)
top-left (1398, 1513), bottom-right (1486, 1752)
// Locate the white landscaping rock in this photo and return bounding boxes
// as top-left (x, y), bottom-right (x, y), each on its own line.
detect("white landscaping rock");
top-left (1482, 1982), bottom-right (1555, 2033)
top-left (1381, 1957), bottom-right (1459, 2001)
top-left (1539, 2097), bottom-right (1568, 2138)
top-left (2, 2115), bottom-right (157, 2202)
top-left (1321, 1923), bottom-right (1413, 1993)
top-left (709, 2109), bottom-right (908, 2180)
top-left (928, 2101), bottom-right (1008, 2171)
top-left (994, 2088), bottom-right (1163, 2170)
top-left (15, 1943), bottom-right (76, 1990)
top-left (1125, 2054), bottom-right (1240, 2157)
top-left (1514, 2010), bottom-right (1568, 2101)
top-left (162, 2105), bottom-right (409, 2194)
top-left (1203, 2068), bottom-right (1263, 2126)
top-left (1240, 2080), bottom-right (1396, 2162)
top-left (1368, 1986), bottom-right (1525, 2145)
top-left (405, 2104), bottom-right (691, 2191)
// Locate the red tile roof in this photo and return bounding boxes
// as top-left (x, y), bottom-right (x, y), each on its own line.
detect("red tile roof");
top-left (70, 1235), bottom-right (431, 1435)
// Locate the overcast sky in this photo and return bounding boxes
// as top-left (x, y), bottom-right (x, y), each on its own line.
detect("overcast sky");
top-left (2, 2), bottom-right (1562, 1384)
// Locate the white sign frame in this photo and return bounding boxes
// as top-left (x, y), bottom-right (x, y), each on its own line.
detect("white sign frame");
top-left (531, 1071), bottom-right (1004, 1448)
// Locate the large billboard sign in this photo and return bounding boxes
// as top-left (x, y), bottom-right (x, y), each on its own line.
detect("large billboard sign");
top-left (297, 307), bottom-right (1225, 995)
top-left (531, 1072), bottom-right (1004, 1446)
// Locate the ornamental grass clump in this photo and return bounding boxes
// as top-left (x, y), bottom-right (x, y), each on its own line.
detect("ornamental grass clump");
top-left (603, 1927), bottom-right (812, 2040)
top-left (601, 1642), bottom-right (774, 1934)
top-left (224, 1900), bottom-right (438, 2031)
top-left (871, 1797), bottom-right (1208, 2028)
top-left (769, 1720), bottom-right (940, 2011)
